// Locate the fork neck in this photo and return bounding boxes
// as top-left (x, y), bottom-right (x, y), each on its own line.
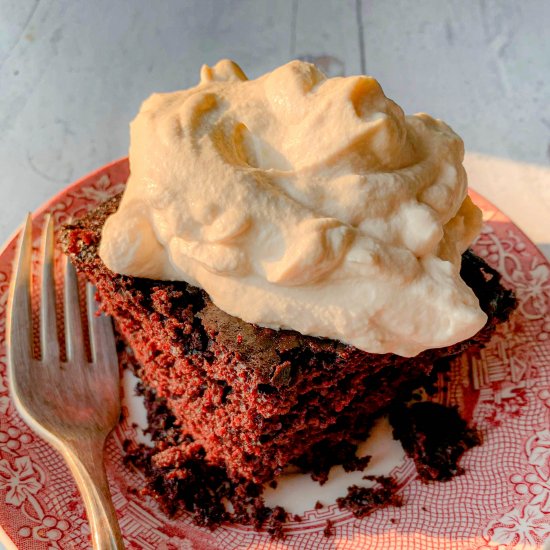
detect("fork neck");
top-left (60, 436), bottom-right (125, 550)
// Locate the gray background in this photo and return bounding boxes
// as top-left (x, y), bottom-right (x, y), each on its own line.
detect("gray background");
top-left (1, 0), bottom-right (550, 251)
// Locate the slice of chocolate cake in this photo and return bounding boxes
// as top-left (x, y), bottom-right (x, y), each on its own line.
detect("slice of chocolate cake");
top-left (60, 193), bottom-right (515, 485)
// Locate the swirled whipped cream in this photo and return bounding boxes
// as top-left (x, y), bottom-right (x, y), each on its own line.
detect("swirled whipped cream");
top-left (99, 59), bottom-right (486, 357)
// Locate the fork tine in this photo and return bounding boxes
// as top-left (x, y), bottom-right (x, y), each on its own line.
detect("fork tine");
top-left (40, 215), bottom-right (60, 362)
top-left (63, 256), bottom-right (86, 363)
top-left (7, 214), bottom-right (34, 366)
top-left (86, 284), bottom-right (118, 369)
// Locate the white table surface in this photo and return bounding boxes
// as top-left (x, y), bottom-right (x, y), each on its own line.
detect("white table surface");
top-left (0, 1), bottom-right (549, 548)
top-left (1, 0), bottom-right (550, 259)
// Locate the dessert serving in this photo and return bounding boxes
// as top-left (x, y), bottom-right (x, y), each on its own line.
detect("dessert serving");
top-left (60, 60), bottom-right (515, 529)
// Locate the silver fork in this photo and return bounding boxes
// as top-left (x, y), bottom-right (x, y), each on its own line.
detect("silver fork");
top-left (7, 214), bottom-right (125, 549)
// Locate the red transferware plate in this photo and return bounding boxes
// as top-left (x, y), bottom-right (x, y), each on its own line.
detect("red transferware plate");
top-left (0, 159), bottom-right (549, 549)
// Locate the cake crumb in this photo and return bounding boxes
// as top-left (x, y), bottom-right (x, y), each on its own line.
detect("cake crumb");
top-left (337, 476), bottom-right (402, 519)
top-left (315, 501), bottom-right (324, 510)
top-left (294, 438), bottom-right (372, 485)
top-left (343, 454), bottom-right (371, 473)
top-left (389, 401), bottom-right (481, 481)
top-left (323, 519), bottom-right (334, 538)
top-left (266, 506), bottom-right (288, 540)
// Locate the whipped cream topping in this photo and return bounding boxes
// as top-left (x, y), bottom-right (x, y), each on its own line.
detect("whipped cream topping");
top-left (99, 59), bottom-right (486, 357)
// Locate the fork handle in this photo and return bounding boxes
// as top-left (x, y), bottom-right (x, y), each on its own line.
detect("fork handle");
top-left (61, 437), bottom-right (125, 549)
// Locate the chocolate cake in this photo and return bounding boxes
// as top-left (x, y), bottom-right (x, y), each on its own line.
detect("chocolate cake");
top-left (389, 401), bottom-right (482, 482)
top-left (60, 192), bottom-right (516, 489)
